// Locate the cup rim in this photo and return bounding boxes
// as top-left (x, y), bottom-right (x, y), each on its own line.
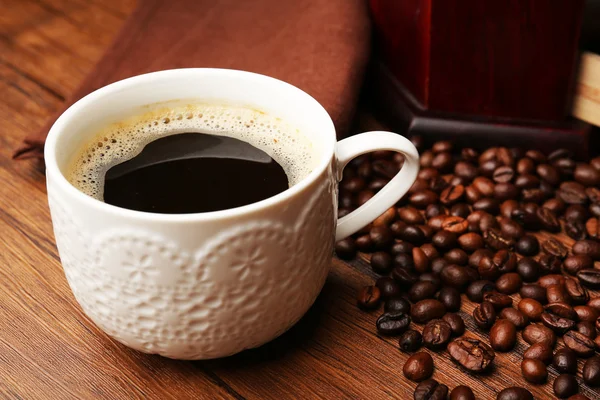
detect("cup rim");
top-left (45, 68), bottom-right (336, 223)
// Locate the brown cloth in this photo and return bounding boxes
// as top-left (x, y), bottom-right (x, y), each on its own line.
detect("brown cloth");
top-left (14, 0), bottom-right (371, 160)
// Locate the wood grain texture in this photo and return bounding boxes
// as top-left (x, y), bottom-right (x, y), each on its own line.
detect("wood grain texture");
top-left (1, 1), bottom-right (599, 399)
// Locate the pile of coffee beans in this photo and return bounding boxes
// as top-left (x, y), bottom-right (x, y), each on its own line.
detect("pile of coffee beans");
top-left (336, 138), bottom-right (600, 399)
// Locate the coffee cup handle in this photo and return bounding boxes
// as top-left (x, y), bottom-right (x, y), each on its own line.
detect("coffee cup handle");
top-left (335, 131), bottom-right (420, 241)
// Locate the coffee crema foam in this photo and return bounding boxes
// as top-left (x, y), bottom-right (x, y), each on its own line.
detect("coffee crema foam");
top-left (67, 103), bottom-right (317, 201)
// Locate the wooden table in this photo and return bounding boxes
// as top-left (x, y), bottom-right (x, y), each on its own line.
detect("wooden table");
top-left (1, 1), bottom-right (599, 399)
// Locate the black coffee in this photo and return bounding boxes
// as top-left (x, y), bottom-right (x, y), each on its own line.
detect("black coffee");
top-left (103, 132), bottom-right (289, 213)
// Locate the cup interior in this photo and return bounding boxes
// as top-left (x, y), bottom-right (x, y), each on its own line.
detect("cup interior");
top-left (46, 69), bottom-right (336, 197)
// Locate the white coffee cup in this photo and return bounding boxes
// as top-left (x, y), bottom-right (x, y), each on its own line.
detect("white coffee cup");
top-left (45, 69), bottom-right (419, 359)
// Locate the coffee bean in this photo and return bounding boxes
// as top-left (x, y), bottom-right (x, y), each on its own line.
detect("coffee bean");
top-left (589, 297), bottom-right (600, 312)
top-left (398, 225), bottom-right (427, 245)
top-left (393, 253), bottom-right (415, 270)
top-left (514, 235), bottom-right (539, 257)
top-left (523, 324), bottom-right (556, 346)
top-left (437, 287), bottom-right (461, 312)
top-left (466, 280), bottom-right (496, 303)
top-left (403, 352), bottom-right (434, 382)
top-left (547, 284), bottom-right (571, 304)
top-left (440, 185), bottom-right (465, 206)
top-left (409, 281), bottom-right (438, 303)
top-left (370, 252), bottom-right (392, 274)
top-left (441, 216), bottom-right (469, 234)
top-left (455, 161), bottom-right (478, 181)
top-left (448, 338), bottom-right (495, 372)
top-left (539, 254), bottom-right (562, 274)
top-left (544, 198), bottom-right (567, 214)
top-left (553, 374), bottom-right (579, 398)
top-left (564, 255), bottom-right (593, 276)
top-left (410, 190), bottom-right (439, 209)
top-left (576, 321), bottom-right (597, 339)
top-left (468, 248), bottom-right (492, 269)
top-left (583, 356), bottom-right (600, 387)
top-left (335, 238), bottom-right (356, 260)
top-left (449, 385), bottom-right (475, 400)
top-left (413, 379), bottom-right (448, 400)
top-left (522, 188), bottom-right (546, 203)
top-left (427, 215), bottom-right (447, 231)
top-left (385, 296), bottom-right (411, 313)
top-left (369, 226), bottom-right (394, 250)
top-left (563, 330), bottom-right (596, 357)
top-left (490, 319), bottom-right (517, 352)
top-left (483, 292), bottom-right (513, 310)
top-left (553, 348), bottom-right (579, 374)
top-left (539, 274), bottom-right (566, 288)
top-left (373, 207), bottom-right (397, 227)
top-left (537, 207), bottom-right (561, 233)
top-left (500, 308), bottom-right (528, 330)
top-left (484, 228), bottom-right (514, 251)
top-left (520, 284), bottom-right (547, 304)
top-left (587, 187), bottom-right (600, 204)
top-left (432, 230), bottom-right (458, 251)
top-left (431, 258), bottom-right (448, 275)
top-left (497, 387), bottom-right (533, 400)
top-left (558, 181), bottom-right (588, 204)
top-left (440, 265), bottom-right (471, 290)
top-left (542, 238), bottom-right (569, 259)
top-left (473, 198), bottom-right (500, 214)
top-left (376, 311), bottom-right (411, 335)
top-left (586, 218), bottom-right (600, 240)
top-left (376, 277), bottom-right (401, 299)
top-left (399, 329), bottom-right (422, 353)
top-left (468, 210), bottom-right (499, 233)
top-left (517, 157), bottom-right (536, 175)
top-left (392, 266), bottom-right (418, 288)
top-left (473, 301), bottom-right (497, 330)
top-left (518, 298), bottom-right (544, 321)
top-left (516, 257), bottom-right (540, 282)
top-left (423, 319), bottom-right (452, 350)
top-left (524, 342), bottom-right (553, 364)
top-left (537, 164), bottom-right (561, 185)
top-left (420, 225), bottom-right (435, 241)
top-left (521, 358), bottom-right (548, 383)
top-left (357, 286), bottom-right (382, 310)
top-left (566, 205), bottom-right (590, 224)
top-left (575, 164), bottom-right (600, 186)
top-left (398, 206), bottom-right (425, 225)
top-left (419, 273), bottom-right (442, 289)
top-left (411, 299), bottom-right (447, 324)
top-left (500, 200), bottom-right (519, 220)
top-left (541, 302), bottom-right (577, 334)
top-left (565, 279), bottom-right (590, 304)
top-left (566, 221), bottom-right (588, 240)
top-left (442, 313), bottom-right (465, 336)
top-left (425, 204), bottom-right (446, 219)
top-left (500, 219), bottom-right (525, 239)
top-left (496, 273), bottom-right (522, 294)
top-left (515, 174), bottom-right (540, 189)
top-left (577, 269), bottom-right (600, 289)
top-left (457, 232), bottom-right (484, 253)
top-left (591, 203), bottom-right (600, 218)
top-left (355, 234), bottom-right (374, 252)
top-left (493, 166), bottom-right (514, 183)
top-left (478, 255), bottom-right (501, 281)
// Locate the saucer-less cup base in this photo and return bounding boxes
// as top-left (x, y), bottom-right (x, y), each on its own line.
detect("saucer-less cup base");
top-left (45, 69), bottom-right (419, 359)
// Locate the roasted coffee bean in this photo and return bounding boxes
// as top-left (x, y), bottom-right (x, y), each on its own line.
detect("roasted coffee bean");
top-left (495, 182), bottom-right (519, 201)
top-left (517, 157), bottom-right (536, 175)
top-left (563, 330), bottom-right (596, 357)
top-left (457, 232), bottom-right (484, 253)
top-left (425, 204), bottom-right (446, 219)
top-left (444, 249), bottom-right (469, 265)
top-left (357, 286), bottom-right (382, 310)
top-left (420, 224), bottom-right (435, 242)
top-left (440, 185), bottom-right (465, 206)
top-left (500, 308), bottom-right (528, 330)
top-left (514, 235), bottom-right (539, 257)
top-left (471, 176), bottom-right (494, 197)
top-left (385, 297), bottom-right (411, 313)
top-left (592, 203), bottom-right (600, 218)
top-left (537, 164), bottom-right (561, 185)
top-left (577, 269), bottom-right (600, 289)
top-left (523, 342), bottom-right (553, 364)
top-left (335, 238), bottom-right (356, 260)
top-left (548, 148), bottom-right (572, 162)
top-left (376, 312), bottom-right (411, 335)
top-left (496, 273), bottom-right (522, 294)
top-left (468, 210), bottom-right (499, 233)
top-left (443, 313), bottom-right (465, 336)
top-left (464, 267), bottom-right (479, 283)
top-left (500, 199), bottom-right (519, 219)
top-left (419, 243), bottom-right (439, 260)
top-left (493, 166), bottom-right (514, 183)
top-left (478, 255), bottom-right (501, 281)
top-left (376, 277), bottom-right (402, 299)
top-left (544, 198), bottom-right (567, 214)
top-left (370, 252), bottom-right (393, 274)
top-left (589, 297), bottom-right (600, 312)
top-left (564, 255), bottom-right (593, 276)
top-left (511, 208), bottom-right (541, 231)
top-left (398, 225), bottom-right (427, 245)
top-left (541, 303), bottom-right (577, 334)
top-left (427, 215), bottom-right (448, 231)
top-left (418, 167), bottom-right (439, 181)
top-left (521, 358), bottom-right (548, 383)
top-left (574, 305), bottom-right (599, 322)
top-left (566, 221), bottom-right (587, 240)
top-left (489, 319), bottom-right (517, 352)
top-left (411, 299), bottom-right (447, 324)
top-left (404, 352), bottom-right (434, 382)
top-left (432, 230), bottom-right (458, 251)
top-left (473, 301), bottom-right (496, 330)
top-left (442, 216), bottom-right (468, 234)
top-left (437, 287), bottom-right (461, 312)
top-left (398, 206), bottom-right (425, 225)
top-left (559, 181), bottom-right (588, 204)
top-left (466, 280), bottom-right (496, 303)
top-left (521, 188), bottom-right (546, 203)
top-left (566, 204), bottom-right (590, 223)
top-left (587, 187), bottom-right (600, 204)
top-left (491, 250), bottom-right (518, 275)
top-left (518, 298), bottom-right (544, 321)
top-left (484, 228), bottom-right (514, 251)
top-left (473, 198), bottom-right (500, 214)
top-left (422, 319), bottom-right (452, 350)
top-left (410, 190), bottom-right (439, 208)
top-left (539, 254), bottom-right (562, 274)
top-left (390, 220), bottom-right (408, 238)
top-left (393, 253), bottom-right (415, 270)
top-left (411, 248), bottom-right (431, 275)
top-left (455, 161), bottom-right (478, 181)
top-left (392, 266), bottom-right (419, 288)
top-left (409, 281), bottom-right (438, 303)
top-left (420, 151), bottom-right (434, 168)
top-left (441, 265), bottom-right (471, 290)
top-left (520, 284), bottom-right (547, 304)
top-left (390, 240), bottom-right (414, 255)
top-left (539, 275), bottom-right (566, 289)
top-left (464, 184), bottom-right (482, 204)
top-left (483, 292), bottom-right (513, 310)
top-left (523, 324), bottom-right (556, 346)
top-left (469, 248), bottom-right (493, 269)
top-left (536, 208), bottom-right (561, 233)
top-left (449, 385), bottom-right (475, 400)
top-left (355, 234), bottom-right (374, 252)
top-left (576, 321), bottom-right (597, 339)
top-left (542, 238), bottom-right (569, 259)
top-left (515, 174), bottom-right (540, 189)
top-left (461, 147), bottom-right (478, 162)
top-left (399, 329), bottom-right (423, 353)
top-left (553, 374), bottom-right (579, 398)
top-left (413, 379), bottom-right (448, 400)
top-left (431, 258), bottom-right (448, 275)
top-left (554, 348), bottom-right (579, 374)
top-left (373, 207), bottom-right (397, 227)
top-left (481, 160), bottom-right (502, 177)
top-left (447, 338), bottom-right (495, 372)
top-left (516, 257), bottom-right (540, 282)
top-left (431, 151), bottom-right (453, 172)
top-left (575, 163), bottom-right (600, 186)
top-left (573, 240), bottom-right (600, 261)
top-left (419, 273), bottom-right (442, 289)
top-left (547, 284), bottom-right (571, 304)
top-left (369, 226), bottom-right (394, 250)
top-left (586, 217), bottom-right (600, 240)
top-left (497, 387), bottom-right (533, 400)
top-left (498, 219), bottom-right (524, 240)
top-left (565, 279), bottom-right (590, 304)
top-left (583, 356), bottom-right (600, 387)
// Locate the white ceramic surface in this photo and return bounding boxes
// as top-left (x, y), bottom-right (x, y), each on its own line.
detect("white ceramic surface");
top-left (45, 69), bottom-right (419, 359)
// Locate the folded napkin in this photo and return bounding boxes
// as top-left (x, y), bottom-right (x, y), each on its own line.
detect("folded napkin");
top-left (14, 0), bottom-right (371, 160)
